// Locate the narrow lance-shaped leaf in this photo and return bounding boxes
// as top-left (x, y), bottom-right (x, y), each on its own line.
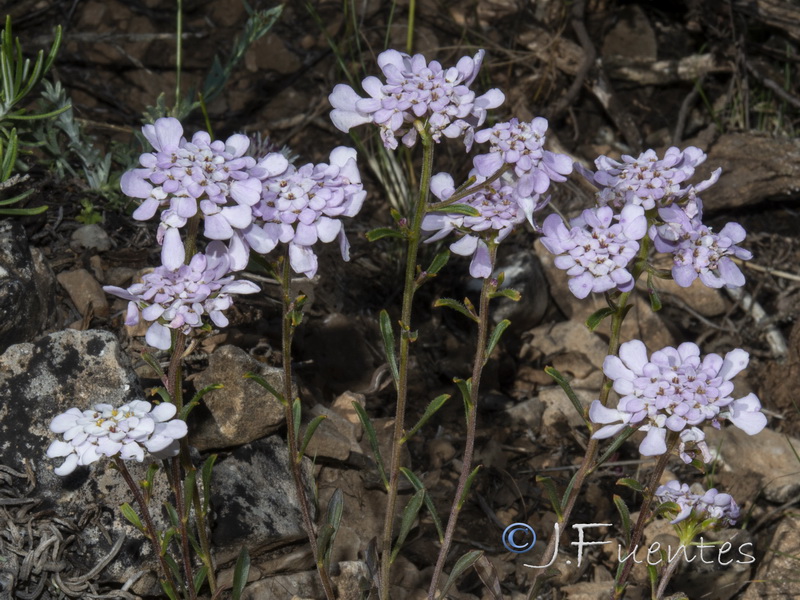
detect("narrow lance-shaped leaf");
top-left (646, 272), bottom-right (662, 311)
top-left (143, 462), bottom-right (159, 503)
top-left (400, 467), bottom-right (443, 543)
top-left (379, 310), bottom-right (399, 387)
top-left (244, 372), bottom-right (286, 405)
top-left (617, 478), bottom-right (644, 493)
top-left (160, 527), bottom-right (177, 555)
top-left (434, 297), bottom-right (478, 323)
top-left (299, 414), bottom-right (328, 459)
top-left (179, 383), bottom-right (223, 420)
top-left (586, 306), bottom-right (616, 331)
top-left (391, 489), bottom-right (425, 562)
top-left (485, 319), bottom-right (511, 363)
top-left (119, 502), bottom-right (145, 533)
top-left (438, 550), bottom-right (483, 598)
top-left (536, 475), bottom-right (563, 521)
top-left (164, 503), bottom-right (180, 530)
top-left (366, 227), bottom-right (404, 242)
top-left (428, 203), bottom-right (481, 216)
top-left (426, 248), bottom-right (450, 275)
top-left (454, 377), bottom-right (473, 423)
top-left (182, 470), bottom-right (196, 522)
top-left (613, 494), bottom-right (633, 547)
top-left (231, 547), bottom-right (251, 600)
top-left (401, 394), bottom-right (449, 443)
top-left (292, 397), bottom-right (302, 451)
top-left (545, 366), bottom-right (590, 427)
top-left (489, 287), bottom-right (521, 301)
top-left (201, 454), bottom-right (217, 513)
top-left (457, 466), bottom-right (482, 510)
top-left (352, 402), bottom-right (388, 489)
top-left (193, 566), bottom-right (209, 595)
top-left (474, 554), bottom-right (503, 600)
top-left (596, 426), bottom-right (638, 468)
top-left (160, 579), bottom-right (180, 600)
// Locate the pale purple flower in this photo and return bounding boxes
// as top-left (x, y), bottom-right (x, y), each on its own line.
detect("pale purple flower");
top-left (47, 400), bottom-right (187, 475)
top-left (589, 340), bottom-right (767, 462)
top-left (472, 117), bottom-right (573, 199)
top-left (540, 204), bottom-right (647, 299)
top-left (329, 49), bottom-right (504, 150)
top-left (421, 171), bottom-right (536, 278)
top-left (655, 480), bottom-right (740, 526)
top-left (103, 242), bottom-right (260, 350)
top-left (249, 147), bottom-right (365, 278)
top-left (652, 204), bottom-right (752, 289)
top-left (123, 117), bottom-right (264, 269)
top-left (578, 146), bottom-right (720, 210)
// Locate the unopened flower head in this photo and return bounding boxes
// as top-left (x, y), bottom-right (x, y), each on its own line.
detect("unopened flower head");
top-left (579, 146), bottom-right (720, 210)
top-left (329, 49), bottom-right (504, 150)
top-left (655, 480), bottom-right (740, 527)
top-left (652, 204), bottom-right (752, 289)
top-left (47, 400), bottom-right (187, 476)
top-left (589, 340), bottom-right (767, 462)
top-left (472, 117), bottom-right (573, 198)
top-left (421, 171), bottom-right (539, 278)
top-left (103, 241), bottom-right (260, 350)
top-left (121, 117), bottom-right (264, 269)
top-left (250, 146), bottom-right (366, 278)
top-left (540, 204), bottom-right (647, 299)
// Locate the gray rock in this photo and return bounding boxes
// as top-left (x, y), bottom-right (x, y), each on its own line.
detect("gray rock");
top-left (0, 221), bottom-right (57, 351)
top-left (70, 223), bottom-right (112, 252)
top-left (742, 514), bottom-right (800, 599)
top-left (210, 436), bottom-right (315, 563)
top-left (705, 426), bottom-right (800, 504)
top-left (191, 345), bottom-right (286, 450)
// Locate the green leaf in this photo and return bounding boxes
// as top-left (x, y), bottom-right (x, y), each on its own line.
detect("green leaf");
top-left (152, 387), bottom-right (172, 405)
top-left (159, 527), bottom-right (177, 555)
top-left (231, 546), bottom-right (251, 600)
top-left (379, 310), bottom-right (400, 387)
top-left (143, 463), bottom-right (159, 502)
top-left (454, 377), bottom-right (473, 423)
top-left (438, 550), bottom-right (483, 598)
top-left (162, 554), bottom-right (183, 586)
top-left (647, 563), bottom-right (659, 595)
top-left (428, 203), bottom-right (481, 217)
top-left (140, 352), bottom-right (166, 378)
top-left (352, 402), bottom-right (388, 489)
top-left (292, 397), bottom-right (302, 448)
top-left (299, 414), bottom-right (327, 458)
top-left (401, 394), bottom-right (449, 443)
top-left (193, 566), bottom-right (209, 594)
top-left (613, 495), bottom-right (632, 546)
top-left (647, 274), bottom-right (662, 311)
top-left (400, 468), bottom-right (443, 543)
top-left (536, 475), bottom-right (563, 521)
top-left (617, 477), bottom-right (644, 493)
top-left (457, 466), bottom-right (481, 510)
top-left (485, 319), bottom-right (511, 361)
top-left (434, 297), bottom-right (478, 322)
top-left (560, 469), bottom-right (580, 513)
top-left (596, 426), bottom-right (638, 467)
top-left (201, 454), bottom-right (217, 513)
top-left (586, 307), bottom-right (616, 331)
top-left (426, 248), bottom-right (450, 275)
top-left (244, 371), bottom-right (286, 405)
top-left (180, 383), bottom-right (223, 420)
top-left (183, 470), bottom-right (196, 522)
top-left (366, 227), bottom-right (404, 242)
top-left (164, 503), bottom-right (180, 530)
top-left (119, 502), bottom-right (145, 533)
top-left (160, 579), bottom-right (180, 600)
top-left (544, 366), bottom-right (589, 427)
top-left (652, 500), bottom-right (681, 519)
top-left (391, 489), bottom-right (425, 562)
top-left (316, 522), bottom-right (336, 567)
top-left (0, 205), bottom-right (48, 216)
top-left (489, 287), bottom-right (521, 301)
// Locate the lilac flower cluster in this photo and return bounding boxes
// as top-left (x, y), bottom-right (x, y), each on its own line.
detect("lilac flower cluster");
top-left (543, 146), bottom-right (751, 297)
top-left (589, 340), bottom-right (767, 463)
top-left (655, 480), bottom-right (740, 526)
top-left (473, 117), bottom-right (572, 202)
top-left (329, 49), bottom-right (504, 149)
top-left (540, 205), bottom-right (647, 299)
top-left (421, 172), bottom-right (532, 278)
top-left (47, 400), bottom-right (187, 476)
top-left (103, 242), bottom-right (260, 350)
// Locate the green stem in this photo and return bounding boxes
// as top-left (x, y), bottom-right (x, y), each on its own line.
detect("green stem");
top-left (406, 0), bottom-right (415, 54)
top-left (279, 252), bottom-right (336, 600)
top-left (170, 458), bottom-right (197, 600)
top-left (379, 126), bottom-right (435, 600)
top-left (175, 0), bottom-right (183, 110)
top-left (612, 436), bottom-right (677, 600)
top-left (428, 243), bottom-right (497, 599)
top-left (115, 458), bottom-right (180, 596)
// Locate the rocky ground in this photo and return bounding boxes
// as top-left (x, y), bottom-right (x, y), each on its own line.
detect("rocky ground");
top-left (2, 0), bottom-right (800, 599)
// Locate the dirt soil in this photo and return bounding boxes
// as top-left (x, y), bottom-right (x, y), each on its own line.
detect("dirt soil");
top-left (5, 0), bottom-right (800, 599)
